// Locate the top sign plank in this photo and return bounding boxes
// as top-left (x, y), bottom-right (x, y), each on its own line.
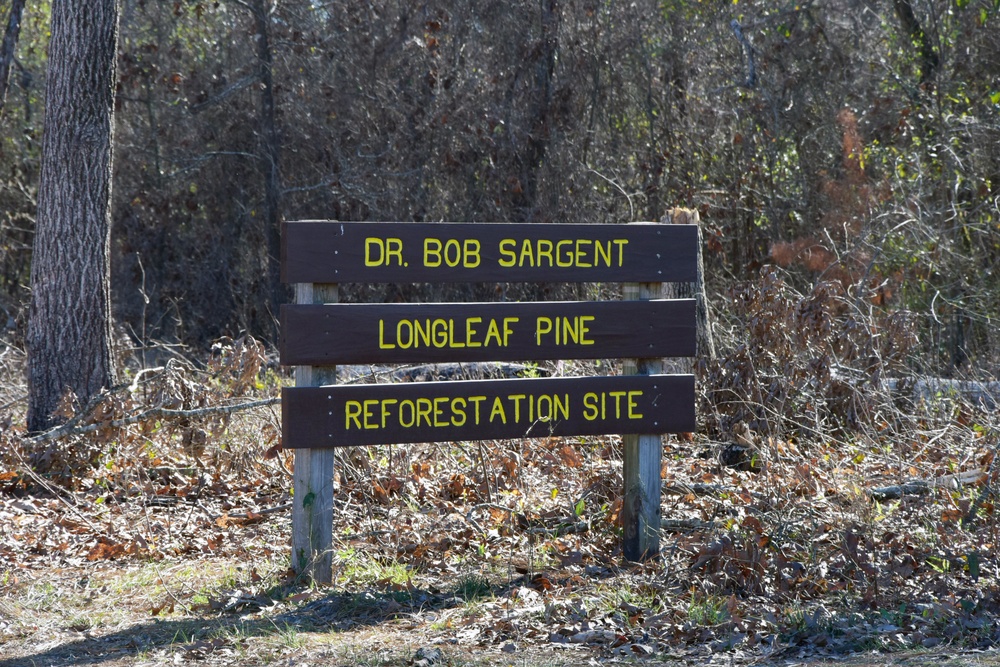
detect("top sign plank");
top-left (281, 221), bottom-right (698, 284)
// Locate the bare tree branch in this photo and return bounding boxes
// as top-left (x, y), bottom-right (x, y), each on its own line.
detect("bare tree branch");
top-left (188, 73), bottom-right (260, 114)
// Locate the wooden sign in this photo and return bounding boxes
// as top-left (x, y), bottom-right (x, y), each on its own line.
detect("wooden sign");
top-left (281, 221), bottom-right (698, 284)
top-left (280, 299), bottom-right (696, 365)
top-left (281, 216), bottom-right (703, 573)
top-left (282, 374), bottom-right (695, 448)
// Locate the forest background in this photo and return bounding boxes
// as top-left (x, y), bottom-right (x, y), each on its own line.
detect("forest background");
top-left (1, 0), bottom-right (1000, 665)
top-left (0, 0), bottom-right (995, 363)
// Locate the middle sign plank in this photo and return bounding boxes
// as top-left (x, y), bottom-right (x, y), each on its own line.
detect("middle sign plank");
top-left (280, 299), bottom-right (696, 365)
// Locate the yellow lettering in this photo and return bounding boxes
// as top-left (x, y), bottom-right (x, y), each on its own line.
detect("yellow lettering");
top-left (498, 239), bottom-right (516, 267)
top-left (535, 317), bottom-right (552, 345)
top-left (556, 239), bottom-right (574, 267)
top-left (484, 319), bottom-right (503, 347)
top-left (496, 238), bottom-right (629, 269)
top-left (397, 320), bottom-right (413, 349)
top-left (503, 317), bottom-right (517, 346)
top-left (447, 319), bottom-right (465, 348)
top-left (413, 319), bottom-right (432, 348)
top-left (594, 240), bottom-right (612, 267)
top-left (554, 394), bottom-right (570, 420)
top-left (609, 390), bottom-right (627, 418)
top-left (537, 239), bottom-right (554, 267)
top-left (518, 238), bottom-right (535, 267)
top-left (468, 396), bottom-right (486, 424)
top-left (416, 398), bottom-right (433, 427)
top-left (535, 316), bottom-right (596, 346)
top-left (345, 401), bottom-right (363, 429)
top-left (362, 399), bottom-right (379, 429)
top-left (432, 319), bottom-right (448, 347)
top-left (574, 239), bottom-right (592, 267)
top-left (561, 317), bottom-right (579, 345)
top-left (364, 238), bottom-right (402, 266)
top-left (424, 238), bottom-right (442, 267)
top-left (386, 238), bottom-right (403, 266)
top-left (509, 394), bottom-right (526, 422)
top-left (614, 239), bottom-right (629, 266)
top-left (583, 393), bottom-right (598, 421)
top-left (444, 239), bottom-right (461, 267)
top-left (399, 400), bottom-right (416, 428)
top-left (451, 397), bottom-right (467, 426)
top-left (463, 239), bottom-right (481, 267)
top-left (579, 315), bottom-right (594, 345)
top-left (365, 238), bottom-right (384, 267)
top-left (466, 317), bottom-right (482, 347)
top-left (381, 399), bottom-right (398, 428)
top-left (433, 396), bottom-right (449, 427)
top-left (489, 397), bottom-right (507, 424)
top-left (627, 391), bottom-right (643, 419)
top-left (536, 394), bottom-right (552, 421)
top-left (378, 320), bottom-right (395, 349)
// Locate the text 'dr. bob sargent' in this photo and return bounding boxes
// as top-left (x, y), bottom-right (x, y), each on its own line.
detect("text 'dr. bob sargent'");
top-left (281, 221), bottom-right (699, 284)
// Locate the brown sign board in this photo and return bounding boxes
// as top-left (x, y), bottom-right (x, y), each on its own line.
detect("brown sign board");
top-left (281, 374), bottom-right (694, 448)
top-left (280, 299), bottom-right (696, 366)
top-left (281, 221), bottom-right (698, 284)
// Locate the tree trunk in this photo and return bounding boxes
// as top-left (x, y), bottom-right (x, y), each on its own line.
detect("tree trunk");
top-left (250, 0), bottom-right (285, 339)
top-left (26, 0), bottom-right (120, 433)
top-left (0, 0), bottom-right (26, 116)
top-left (513, 0), bottom-right (559, 221)
top-left (892, 0), bottom-right (939, 85)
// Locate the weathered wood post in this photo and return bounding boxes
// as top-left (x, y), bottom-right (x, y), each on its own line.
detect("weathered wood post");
top-left (291, 281), bottom-right (337, 583)
top-left (622, 223), bottom-right (665, 561)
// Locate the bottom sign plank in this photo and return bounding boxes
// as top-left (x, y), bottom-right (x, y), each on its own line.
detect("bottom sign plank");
top-left (282, 374), bottom-right (694, 448)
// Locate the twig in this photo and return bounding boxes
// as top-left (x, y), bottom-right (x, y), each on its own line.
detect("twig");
top-left (662, 518), bottom-right (718, 532)
top-left (188, 73), bottom-right (260, 113)
top-left (211, 502), bottom-right (292, 521)
top-left (526, 521), bottom-right (588, 537)
top-left (128, 366), bottom-right (165, 393)
top-left (663, 482), bottom-right (767, 501)
top-left (10, 449), bottom-right (111, 538)
top-left (867, 481), bottom-right (930, 501)
top-left (730, 19), bottom-right (756, 88)
top-left (964, 447), bottom-right (998, 527)
top-left (0, 393), bottom-right (27, 412)
top-left (465, 502), bottom-right (519, 533)
top-left (868, 470), bottom-right (987, 502)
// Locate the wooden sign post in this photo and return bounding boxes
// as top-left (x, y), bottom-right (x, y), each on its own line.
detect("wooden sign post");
top-left (290, 282), bottom-right (337, 583)
top-left (281, 221), bottom-right (698, 579)
top-left (622, 279), bottom-right (666, 561)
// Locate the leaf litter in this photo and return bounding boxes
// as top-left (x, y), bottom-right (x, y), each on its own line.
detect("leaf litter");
top-left (0, 313), bottom-right (996, 665)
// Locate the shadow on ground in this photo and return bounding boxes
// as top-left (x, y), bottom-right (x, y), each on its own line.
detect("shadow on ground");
top-left (0, 586), bottom-right (462, 667)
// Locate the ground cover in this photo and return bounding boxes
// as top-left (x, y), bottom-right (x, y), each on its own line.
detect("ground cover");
top-left (0, 321), bottom-right (998, 666)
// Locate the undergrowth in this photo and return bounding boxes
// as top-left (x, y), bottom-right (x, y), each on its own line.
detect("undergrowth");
top-left (0, 268), bottom-right (997, 664)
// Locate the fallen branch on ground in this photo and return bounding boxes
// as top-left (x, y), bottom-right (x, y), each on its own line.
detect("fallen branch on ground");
top-left (25, 397), bottom-right (280, 444)
top-left (868, 470), bottom-right (987, 501)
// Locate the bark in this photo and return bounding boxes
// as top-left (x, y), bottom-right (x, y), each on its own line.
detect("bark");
top-left (26, 0), bottom-right (120, 433)
top-left (0, 0), bottom-right (25, 115)
top-left (250, 0), bottom-right (285, 338)
top-left (892, 0), bottom-right (939, 84)
top-left (513, 0), bottom-right (559, 221)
